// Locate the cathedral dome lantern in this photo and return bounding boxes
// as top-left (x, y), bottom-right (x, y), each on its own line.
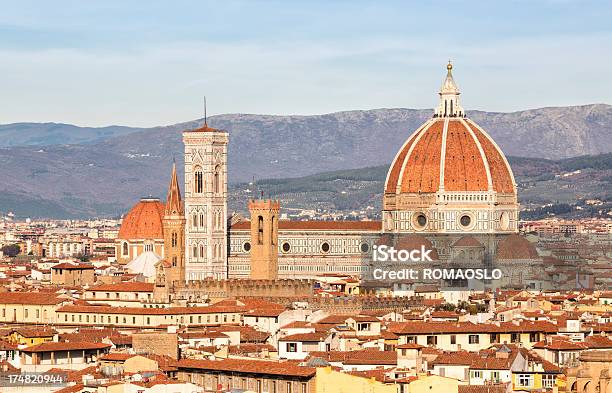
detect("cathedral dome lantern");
top-left (383, 63), bottom-right (519, 234)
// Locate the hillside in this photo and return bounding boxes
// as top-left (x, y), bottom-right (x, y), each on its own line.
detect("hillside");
top-left (229, 154), bottom-right (612, 221)
top-left (0, 104), bottom-right (611, 218)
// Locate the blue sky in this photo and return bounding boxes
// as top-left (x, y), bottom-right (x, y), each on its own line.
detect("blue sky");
top-left (1, 0), bottom-right (611, 127)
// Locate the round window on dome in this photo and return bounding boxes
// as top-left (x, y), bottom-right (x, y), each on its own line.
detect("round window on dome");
top-left (281, 242), bottom-right (291, 253)
top-left (242, 242), bottom-right (251, 252)
top-left (321, 242), bottom-right (330, 253)
top-left (413, 213), bottom-right (427, 229)
top-left (360, 243), bottom-right (370, 253)
top-left (460, 214), bottom-right (472, 228)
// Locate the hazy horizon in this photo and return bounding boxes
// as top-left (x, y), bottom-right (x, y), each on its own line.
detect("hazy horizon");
top-left (2, 1), bottom-right (611, 127)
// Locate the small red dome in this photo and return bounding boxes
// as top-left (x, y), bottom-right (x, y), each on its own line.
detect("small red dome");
top-left (496, 234), bottom-right (539, 260)
top-left (395, 234), bottom-right (440, 260)
top-left (453, 236), bottom-right (483, 248)
top-left (385, 118), bottom-right (515, 194)
top-left (118, 198), bottom-right (165, 240)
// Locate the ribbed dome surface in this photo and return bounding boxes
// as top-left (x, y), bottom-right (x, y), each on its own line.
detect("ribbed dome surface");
top-left (118, 198), bottom-right (165, 240)
top-left (496, 234), bottom-right (539, 260)
top-left (385, 118), bottom-right (515, 194)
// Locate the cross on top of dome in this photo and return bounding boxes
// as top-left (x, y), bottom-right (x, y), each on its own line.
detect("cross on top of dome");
top-left (434, 61), bottom-right (465, 118)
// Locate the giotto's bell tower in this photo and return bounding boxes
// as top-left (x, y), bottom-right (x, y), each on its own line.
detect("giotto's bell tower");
top-left (183, 119), bottom-right (229, 280)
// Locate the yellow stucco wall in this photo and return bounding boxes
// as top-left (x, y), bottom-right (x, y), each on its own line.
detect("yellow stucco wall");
top-left (315, 367), bottom-right (395, 393)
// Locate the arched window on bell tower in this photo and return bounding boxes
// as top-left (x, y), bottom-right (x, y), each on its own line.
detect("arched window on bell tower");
top-left (194, 166), bottom-right (203, 194)
top-left (214, 165), bottom-right (221, 194)
top-left (171, 232), bottom-right (177, 248)
top-left (122, 242), bottom-right (128, 257)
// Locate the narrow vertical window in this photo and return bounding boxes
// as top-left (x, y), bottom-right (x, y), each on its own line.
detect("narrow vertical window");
top-left (214, 165), bottom-right (220, 194)
top-left (258, 216), bottom-right (264, 245)
top-left (194, 166), bottom-right (203, 193)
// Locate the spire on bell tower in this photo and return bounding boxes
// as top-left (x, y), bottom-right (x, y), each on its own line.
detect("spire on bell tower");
top-left (434, 61), bottom-right (465, 118)
top-left (165, 161), bottom-right (183, 216)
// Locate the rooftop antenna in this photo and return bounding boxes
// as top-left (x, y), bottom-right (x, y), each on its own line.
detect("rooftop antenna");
top-left (204, 96), bottom-right (208, 126)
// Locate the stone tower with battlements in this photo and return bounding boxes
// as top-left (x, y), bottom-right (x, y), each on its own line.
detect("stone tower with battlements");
top-left (248, 199), bottom-right (280, 280)
top-left (183, 121), bottom-right (229, 280)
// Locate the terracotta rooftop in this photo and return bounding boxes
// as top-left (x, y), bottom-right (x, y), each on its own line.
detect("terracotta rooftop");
top-left (279, 332), bottom-right (329, 342)
top-left (57, 304), bottom-right (244, 316)
top-left (52, 262), bottom-right (94, 270)
top-left (178, 358), bottom-right (316, 378)
top-left (22, 341), bottom-right (111, 353)
top-left (87, 282), bottom-right (155, 292)
top-left (307, 349), bottom-right (397, 365)
top-left (0, 292), bottom-right (66, 305)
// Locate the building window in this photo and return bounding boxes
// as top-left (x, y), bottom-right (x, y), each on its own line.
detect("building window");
top-left (426, 336), bottom-right (437, 346)
top-left (470, 370), bottom-right (482, 379)
top-left (321, 242), bottom-right (330, 253)
top-left (511, 333), bottom-right (520, 343)
top-left (171, 232), bottom-right (177, 247)
top-left (194, 167), bottom-right (203, 194)
top-left (193, 246), bottom-right (198, 258)
top-left (529, 332), bottom-right (538, 342)
top-left (286, 382), bottom-right (292, 393)
top-left (450, 335), bottom-right (456, 344)
top-left (243, 242), bottom-right (251, 252)
top-left (271, 216), bottom-right (276, 245)
top-left (122, 242), bottom-right (128, 256)
top-left (258, 216), bottom-right (264, 245)
top-left (282, 242), bottom-right (291, 253)
top-left (460, 214), bottom-right (472, 228)
top-left (360, 243), bottom-right (369, 253)
top-left (542, 375), bottom-right (556, 388)
top-left (469, 335), bottom-right (479, 344)
top-left (214, 165), bottom-right (221, 194)
top-left (287, 343), bottom-right (298, 352)
top-left (517, 374), bottom-right (533, 387)
top-left (413, 213), bottom-right (427, 229)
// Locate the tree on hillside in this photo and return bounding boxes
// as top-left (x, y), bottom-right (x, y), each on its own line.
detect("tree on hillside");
top-left (1, 244), bottom-right (20, 257)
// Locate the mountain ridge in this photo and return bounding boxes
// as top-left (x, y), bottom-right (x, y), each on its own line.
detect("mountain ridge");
top-left (0, 104), bottom-right (610, 218)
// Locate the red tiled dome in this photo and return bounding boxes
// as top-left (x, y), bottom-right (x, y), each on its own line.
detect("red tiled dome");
top-left (496, 234), bottom-right (539, 260)
top-left (453, 236), bottom-right (483, 248)
top-left (118, 198), bottom-right (165, 240)
top-left (395, 234), bottom-right (439, 260)
top-left (385, 118), bottom-right (515, 194)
